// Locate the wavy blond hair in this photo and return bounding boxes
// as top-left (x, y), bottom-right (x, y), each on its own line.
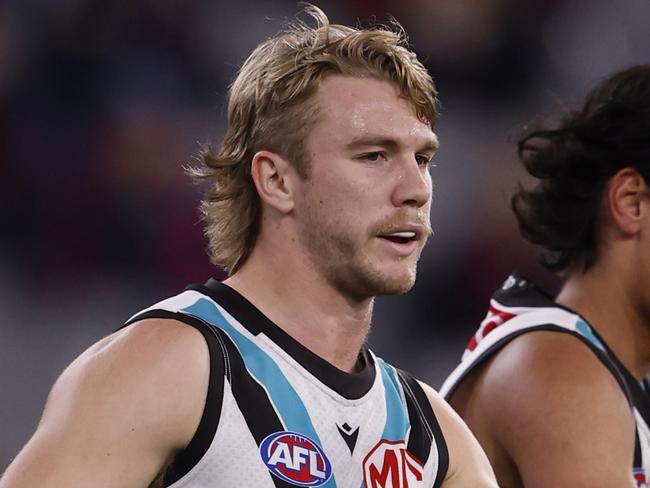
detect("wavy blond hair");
top-left (189, 5), bottom-right (439, 274)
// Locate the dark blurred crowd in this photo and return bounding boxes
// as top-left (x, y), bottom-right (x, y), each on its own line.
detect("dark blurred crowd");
top-left (0, 0), bottom-right (556, 302)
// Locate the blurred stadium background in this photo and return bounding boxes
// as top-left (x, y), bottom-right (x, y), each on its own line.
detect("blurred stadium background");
top-left (1, 0), bottom-right (649, 470)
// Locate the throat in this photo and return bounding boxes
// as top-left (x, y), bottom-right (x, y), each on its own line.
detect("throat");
top-left (297, 317), bottom-right (372, 373)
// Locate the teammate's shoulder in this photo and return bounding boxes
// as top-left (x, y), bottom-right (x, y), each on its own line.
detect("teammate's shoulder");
top-left (472, 328), bottom-right (636, 486)
top-left (487, 328), bottom-right (616, 383)
top-left (477, 329), bottom-right (630, 422)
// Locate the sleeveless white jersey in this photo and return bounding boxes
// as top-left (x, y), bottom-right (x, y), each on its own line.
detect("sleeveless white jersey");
top-left (126, 279), bottom-right (449, 488)
top-left (440, 274), bottom-right (650, 487)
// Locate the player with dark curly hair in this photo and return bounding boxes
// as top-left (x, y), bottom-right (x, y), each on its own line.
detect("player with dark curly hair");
top-left (441, 65), bottom-right (650, 488)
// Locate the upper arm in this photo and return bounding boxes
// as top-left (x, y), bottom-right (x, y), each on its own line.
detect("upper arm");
top-left (0, 319), bottom-right (210, 488)
top-left (419, 382), bottom-right (498, 488)
top-left (473, 331), bottom-right (636, 488)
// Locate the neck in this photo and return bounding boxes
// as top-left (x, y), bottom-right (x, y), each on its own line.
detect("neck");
top-left (224, 238), bottom-right (374, 373)
top-left (556, 263), bottom-right (650, 380)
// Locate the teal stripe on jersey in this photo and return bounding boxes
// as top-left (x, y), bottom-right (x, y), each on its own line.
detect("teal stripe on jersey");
top-left (377, 358), bottom-right (410, 441)
top-left (575, 319), bottom-right (605, 351)
top-left (182, 298), bottom-right (338, 488)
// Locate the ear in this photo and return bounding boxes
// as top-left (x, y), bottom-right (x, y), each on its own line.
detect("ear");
top-left (607, 167), bottom-right (647, 235)
top-left (250, 150), bottom-right (295, 214)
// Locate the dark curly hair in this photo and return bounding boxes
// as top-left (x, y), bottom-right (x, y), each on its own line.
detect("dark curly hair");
top-left (512, 64), bottom-right (650, 272)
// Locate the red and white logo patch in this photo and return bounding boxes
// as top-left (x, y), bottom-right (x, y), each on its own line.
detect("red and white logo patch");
top-left (363, 439), bottom-right (424, 488)
top-left (634, 467), bottom-right (648, 488)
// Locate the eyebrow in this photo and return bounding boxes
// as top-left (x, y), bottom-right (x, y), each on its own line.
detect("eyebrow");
top-left (345, 135), bottom-right (439, 152)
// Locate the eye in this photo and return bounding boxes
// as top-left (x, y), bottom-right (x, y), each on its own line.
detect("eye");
top-left (359, 152), bottom-right (386, 162)
top-left (415, 154), bottom-right (434, 167)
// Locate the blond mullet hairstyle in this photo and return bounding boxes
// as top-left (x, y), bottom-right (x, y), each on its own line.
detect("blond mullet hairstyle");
top-left (189, 5), bottom-right (439, 274)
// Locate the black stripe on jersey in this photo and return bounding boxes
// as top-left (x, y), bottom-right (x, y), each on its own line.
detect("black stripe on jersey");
top-left (595, 340), bottom-right (650, 422)
top-left (188, 279), bottom-right (376, 400)
top-left (625, 378), bottom-right (648, 470)
top-left (634, 435), bottom-right (643, 473)
top-left (126, 310), bottom-right (297, 488)
top-left (122, 310), bottom-right (225, 487)
top-left (211, 325), bottom-right (303, 488)
top-left (493, 273), bottom-right (559, 308)
top-left (616, 365), bottom-right (650, 469)
top-left (570, 323), bottom-right (650, 470)
top-left (397, 370), bottom-right (449, 488)
top-left (443, 325), bottom-right (631, 404)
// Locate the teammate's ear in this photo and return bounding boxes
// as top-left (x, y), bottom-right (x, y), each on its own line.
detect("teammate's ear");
top-left (608, 167), bottom-right (647, 235)
top-left (251, 150), bottom-right (295, 214)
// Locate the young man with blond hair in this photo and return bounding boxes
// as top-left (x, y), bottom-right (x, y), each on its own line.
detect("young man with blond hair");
top-left (1, 6), bottom-right (497, 488)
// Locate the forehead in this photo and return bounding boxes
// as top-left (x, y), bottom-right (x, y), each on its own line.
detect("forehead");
top-left (311, 75), bottom-right (437, 147)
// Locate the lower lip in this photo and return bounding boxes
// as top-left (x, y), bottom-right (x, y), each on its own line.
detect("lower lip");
top-left (377, 237), bottom-right (419, 257)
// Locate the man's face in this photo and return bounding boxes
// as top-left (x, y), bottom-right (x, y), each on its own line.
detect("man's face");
top-left (292, 75), bottom-right (437, 300)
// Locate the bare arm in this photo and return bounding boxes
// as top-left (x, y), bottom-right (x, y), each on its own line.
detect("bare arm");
top-left (465, 331), bottom-right (636, 488)
top-left (0, 319), bottom-right (209, 488)
top-left (419, 382), bottom-right (499, 487)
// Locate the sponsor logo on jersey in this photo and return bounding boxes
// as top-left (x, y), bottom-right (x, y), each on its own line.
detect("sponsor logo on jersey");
top-left (336, 422), bottom-right (359, 454)
top-left (466, 302), bottom-right (517, 354)
top-left (363, 439), bottom-right (424, 488)
top-left (634, 467), bottom-right (648, 488)
top-left (259, 431), bottom-right (332, 486)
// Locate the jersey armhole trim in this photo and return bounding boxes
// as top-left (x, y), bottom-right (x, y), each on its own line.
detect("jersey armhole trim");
top-left (397, 370), bottom-right (449, 488)
top-left (123, 310), bottom-right (226, 486)
top-left (444, 325), bottom-right (631, 405)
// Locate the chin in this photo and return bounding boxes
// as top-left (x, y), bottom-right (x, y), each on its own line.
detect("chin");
top-left (380, 277), bottom-right (416, 295)
top-left (366, 267), bottom-right (418, 296)
top-left (325, 254), bottom-right (420, 298)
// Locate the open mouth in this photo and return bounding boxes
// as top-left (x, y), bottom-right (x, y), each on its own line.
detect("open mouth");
top-left (379, 231), bottom-right (417, 244)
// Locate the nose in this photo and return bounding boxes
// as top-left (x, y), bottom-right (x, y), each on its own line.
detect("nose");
top-left (391, 157), bottom-right (432, 208)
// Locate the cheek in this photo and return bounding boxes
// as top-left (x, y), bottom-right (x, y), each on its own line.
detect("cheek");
top-left (425, 196), bottom-right (433, 214)
top-left (302, 184), bottom-right (350, 228)
top-left (353, 184), bottom-right (380, 199)
top-left (304, 165), bottom-right (383, 224)
top-left (317, 178), bottom-right (369, 209)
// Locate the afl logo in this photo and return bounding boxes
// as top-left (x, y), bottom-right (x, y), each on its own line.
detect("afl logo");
top-left (259, 431), bottom-right (332, 486)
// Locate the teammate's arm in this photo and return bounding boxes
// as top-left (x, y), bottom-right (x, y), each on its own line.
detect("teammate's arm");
top-left (475, 331), bottom-right (636, 488)
top-left (0, 319), bottom-right (210, 488)
top-left (420, 382), bottom-right (499, 487)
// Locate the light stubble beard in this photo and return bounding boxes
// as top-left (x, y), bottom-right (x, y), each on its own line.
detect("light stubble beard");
top-left (299, 210), bottom-right (431, 301)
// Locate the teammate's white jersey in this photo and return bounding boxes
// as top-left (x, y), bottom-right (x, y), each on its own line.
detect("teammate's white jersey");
top-left (126, 279), bottom-right (449, 488)
top-left (441, 274), bottom-right (650, 488)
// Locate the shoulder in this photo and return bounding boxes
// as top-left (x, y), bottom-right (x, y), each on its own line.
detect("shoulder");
top-left (0, 318), bottom-right (212, 488)
top-left (51, 318), bottom-right (211, 448)
top-left (63, 317), bottom-right (211, 393)
top-left (418, 381), bottom-right (498, 487)
top-left (477, 329), bottom-right (630, 422)
top-left (469, 330), bottom-right (636, 486)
